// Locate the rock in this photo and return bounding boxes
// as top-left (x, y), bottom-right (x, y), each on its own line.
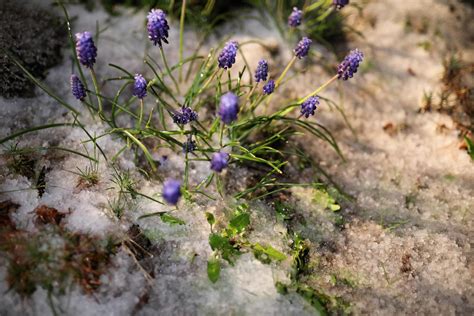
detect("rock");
top-left (0, 1), bottom-right (66, 98)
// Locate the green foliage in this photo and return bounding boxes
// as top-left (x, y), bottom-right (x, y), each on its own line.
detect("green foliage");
top-left (296, 285), bottom-right (329, 316)
top-left (312, 187), bottom-right (341, 211)
top-left (207, 203), bottom-right (286, 282)
top-left (290, 234), bottom-right (311, 281)
top-left (209, 233), bottom-right (240, 264)
top-left (465, 136), bottom-right (474, 161)
top-left (205, 212), bottom-right (216, 229)
top-left (252, 243), bottom-right (286, 263)
top-left (274, 200), bottom-right (293, 221)
top-left (207, 258), bottom-right (221, 283)
top-left (3, 1), bottom-right (363, 296)
top-left (228, 213), bottom-right (250, 234)
top-left (159, 213), bottom-right (186, 225)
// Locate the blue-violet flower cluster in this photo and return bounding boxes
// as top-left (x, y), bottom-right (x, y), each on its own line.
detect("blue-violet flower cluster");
top-left (263, 80), bottom-right (275, 95)
top-left (147, 9), bottom-right (170, 47)
top-left (218, 41), bottom-right (238, 70)
top-left (210, 152), bottom-right (229, 173)
top-left (337, 48), bottom-right (363, 80)
top-left (218, 92), bottom-right (239, 124)
top-left (182, 137), bottom-right (197, 153)
top-left (294, 37), bottom-right (312, 59)
top-left (75, 32), bottom-right (97, 68)
top-left (70, 74), bottom-right (86, 101)
top-left (133, 74), bottom-right (147, 99)
top-left (173, 106), bottom-right (198, 125)
top-left (254, 59), bottom-right (269, 82)
top-left (162, 179), bottom-right (181, 205)
top-left (333, 0), bottom-right (350, 10)
top-left (288, 7), bottom-right (303, 27)
top-left (301, 96), bottom-right (320, 118)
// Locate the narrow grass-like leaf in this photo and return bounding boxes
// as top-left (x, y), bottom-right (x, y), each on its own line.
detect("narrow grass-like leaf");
top-left (159, 213), bottom-right (185, 225)
top-left (4, 52), bottom-right (78, 115)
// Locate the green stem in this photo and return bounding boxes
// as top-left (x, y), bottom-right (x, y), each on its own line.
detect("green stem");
top-left (57, 0), bottom-right (94, 114)
top-left (198, 68), bottom-right (220, 95)
top-left (265, 56), bottom-right (297, 106)
top-left (184, 150), bottom-right (189, 189)
top-left (219, 121), bottom-right (224, 148)
top-left (160, 46), bottom-right (180, 94)
top-left (138, 99), bottom-right (144, 128)
top-left (241, 83), bottom-right (258, 114)
top-left (299, 74), bottom-right (338, 104)
top-left (179, 0), bottom-right (186, 82)
top-left (90, 68), bottom-right (103, 114)
top-left (275, 56), bottom-right (297, 87)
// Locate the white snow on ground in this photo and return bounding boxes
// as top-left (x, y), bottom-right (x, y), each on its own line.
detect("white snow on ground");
top-left (0, 0), bottom-right (473, 315)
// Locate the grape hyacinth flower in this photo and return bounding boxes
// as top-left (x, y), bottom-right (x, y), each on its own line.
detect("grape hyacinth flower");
top-left (173, 106), bottom-right (198, 125)
top-left (162, 179), bottom-right (181, 205)
top-left (210, 152), bottom-right (229, 173)
top-left (254, 59), bottom-right (268, 82)
top-left (333, 0), bottom-right (350, 10)
top-left (288, 7), bottom-right (303, 27)
top-left (300, 96), bottom-right (320, 118)
top-left (294, 37), bottom-right (312, 59)
top-left (218, 92), bottom-right (239, 124)
top-left (75, 32), bottom-right (97, 68)
top-left (218, 41), bottom-right (238, 70)
top-left (182, 136), bottom-right (197, 153)
top-left (70, 74), bottom-right (86, 101)
top-left (133, 74), bottom-right (147, 99)
top-left (337, 49), bottom-right (364, 80)
top-left (263, 80), bottom-right (275, 95)
top-left (147, 9), bottom-right (170, 47)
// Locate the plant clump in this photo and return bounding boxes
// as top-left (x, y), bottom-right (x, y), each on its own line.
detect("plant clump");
top-left (1, 1), bottom-right (363, 312)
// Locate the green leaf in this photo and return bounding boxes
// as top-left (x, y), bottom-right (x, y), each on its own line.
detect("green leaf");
top-left (208, 233), bottom-right (239, 264)
top-left (159, 213), bottom-right (185, 225)
top-left (209, 233), bottom-right (227, 250)
top-left (206, 212), bottom-right (215, 227)
top-left (207, 258), bottom-right (221, 283)
top-left (229, 213), bottom-right (250, 233)
top-left (274, 201), bottom-right (293, 220)
top-left (264, 245), bottom-right (287, 261)
top-left (253, 243), bottom-right (286, 262)
top-left (313, 188), bottom-right (340, 212)
top-left (465, 136), bottom-right (474, 161)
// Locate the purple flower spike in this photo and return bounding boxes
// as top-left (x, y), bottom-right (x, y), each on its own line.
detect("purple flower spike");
top-left (333, 0), bottom-right (350, 10)
top-left (255, 59), bottom-right (268, 82)
top-left (263, 80), bottom-right (275, 95)
top-left (182, 136), bottom-right (197, 153)
top-left (162, 179), bottom-right (181, 205)
top-left (173, 106), bottom-right (198, 125)
top-left (147, 9), bottom-right (170, 47)
top-left (133, 74), bottom-right (147, 99)
top-left (288, 7), bottom-right (303, 27)
top-left (337, 49), bottom-right (363, 80)
top-left (70, 74), bottom-right (86, 101)
top-left (300, 96), bottom-right (320, 118)
top-left (75, 32), bottom-right (97, 68)
top-left (210, 152), bottom-right (229, 173)
top-left (218, 41), bottom-right (238, 70)
top-left (294, 37), bottom-right (312, 59)
top-left (218, 92), bottom-right (239, 124)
